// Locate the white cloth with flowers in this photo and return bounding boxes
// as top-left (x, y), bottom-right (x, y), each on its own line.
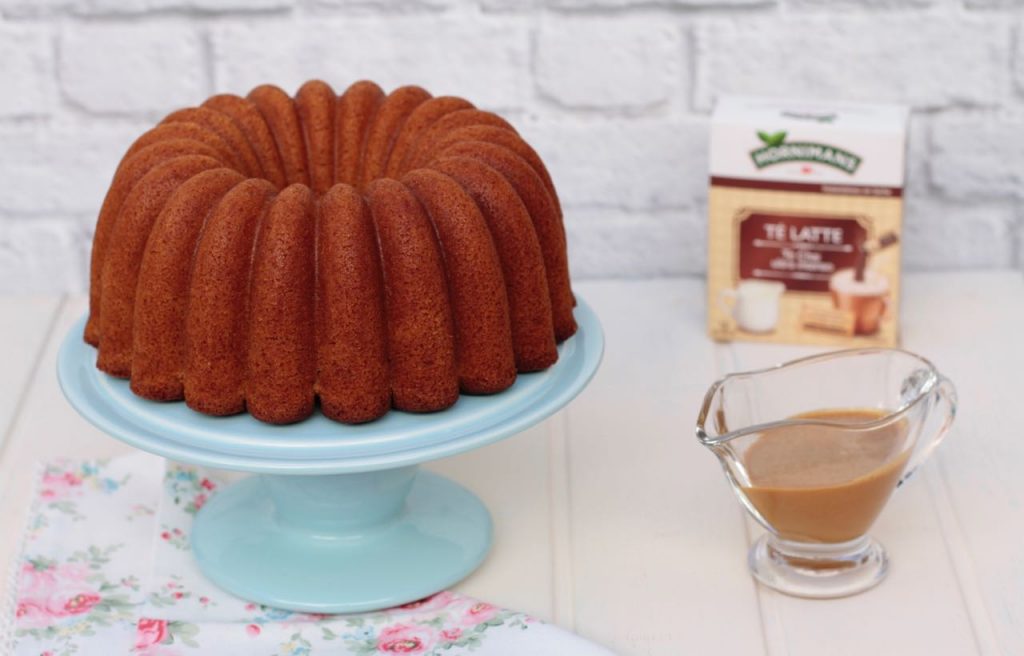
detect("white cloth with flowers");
top-left (3, 454), bottom-right (613, 656)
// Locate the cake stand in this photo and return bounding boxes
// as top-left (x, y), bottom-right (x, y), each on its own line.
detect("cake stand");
top-left (57, 299), bottom-right (603, 613)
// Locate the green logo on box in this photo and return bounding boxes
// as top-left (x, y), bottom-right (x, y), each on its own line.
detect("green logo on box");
top-left (750, 131), bottom-right (861, 174)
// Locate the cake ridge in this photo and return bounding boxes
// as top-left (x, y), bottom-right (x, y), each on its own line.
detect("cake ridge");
top-left (429, 154), bottom-right (558, 372)
top-left (162, 107), bottom-right (262, 178)
top-left (248, 84), bottom-right (310, 187)
top-left (441, 140), bottom-right (576, 341)
top-left (123, 123), bottom-right (240, 170)
top-left (246, 183), bottom-right (318, 424)
top-left (385, 96), bottom-right (475, 179)
top-left (334, 80), bottom-right (385, 188)
top-left (315, 183), bottom-right (391, 423)
top-left (87, 79), bottom-right (575, 424)
top-left (97, 154), bottom-right (224, 376)
top-left (365, 177), bottom-right (459, 413)
top-left (402, 168), bottom-right (516, 394)
top-left (358, 85), bottom-right (431, 189)
top-left (184, 178), bottom-right (277, 417)
top-left (296, 80), bottom-right (337, 195)
top-left (203, 93), bottom-right (288, 189)
top-left (433, 124), bottom-right (562, 218)
top-left (403, 108), bottom-right (516, 171)
top-left (131, 167), bottom-right (247, 401)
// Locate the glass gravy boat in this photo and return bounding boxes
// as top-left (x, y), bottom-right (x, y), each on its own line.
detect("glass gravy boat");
top-left (696, 348), bottom-right (957, 598)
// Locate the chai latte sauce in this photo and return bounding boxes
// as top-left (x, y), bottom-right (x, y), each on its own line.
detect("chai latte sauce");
top-left (741, 408), bottom-right (911, 543)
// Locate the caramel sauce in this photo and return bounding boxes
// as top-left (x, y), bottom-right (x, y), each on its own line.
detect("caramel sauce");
top-left (741, 408), bottom-right (910, 543)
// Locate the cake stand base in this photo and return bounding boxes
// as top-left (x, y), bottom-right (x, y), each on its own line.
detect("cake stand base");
top-left (192, 467), bottom-right (492, 613)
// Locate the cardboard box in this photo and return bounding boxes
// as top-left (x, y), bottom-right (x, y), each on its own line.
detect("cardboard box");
top-left (707, 96), bottom-right (909, 346)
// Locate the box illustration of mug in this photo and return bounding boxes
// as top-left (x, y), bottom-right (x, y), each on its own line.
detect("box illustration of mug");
top-left (719, 280), bottom-right (785, 333)
top-left (829, 268), bottom-right (889, 336)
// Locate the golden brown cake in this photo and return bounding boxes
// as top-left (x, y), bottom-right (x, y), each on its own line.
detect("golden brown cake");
top-left (86, 79), bottom-right (577, 424)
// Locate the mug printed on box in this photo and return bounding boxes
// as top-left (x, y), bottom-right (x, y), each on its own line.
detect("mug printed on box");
top-left (718, 280), bottom-right (785, 333)
top-left (707, 97), bottom-right (909, 346)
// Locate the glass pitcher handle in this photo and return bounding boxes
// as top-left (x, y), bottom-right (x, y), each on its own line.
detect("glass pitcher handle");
top-left (898, 375), bottom-right (957, 487)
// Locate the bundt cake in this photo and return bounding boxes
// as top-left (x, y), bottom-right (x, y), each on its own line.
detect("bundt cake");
top-left (85, 79), bottom-right (576, 425)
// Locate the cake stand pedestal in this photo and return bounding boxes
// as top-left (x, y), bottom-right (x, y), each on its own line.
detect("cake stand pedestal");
top-left (57, 299), bottom-right (603, 614)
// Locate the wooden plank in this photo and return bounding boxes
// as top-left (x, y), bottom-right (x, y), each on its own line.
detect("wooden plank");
top-left (546, 411), bottom-right (577, 628)
top-left (0, 297), bottom-right (127, 581)
top-left (0, 296), bottom-right (63, 451)
top-left (565, 279), bottom-right (766, 655)
top-left (428, 422), bottom-right (555, 621)
top-left (900, 271), bottom-right (1024, 654)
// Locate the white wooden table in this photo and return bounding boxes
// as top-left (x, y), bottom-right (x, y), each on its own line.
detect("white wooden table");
top-left (1, 272), bottom-right (1021, 655)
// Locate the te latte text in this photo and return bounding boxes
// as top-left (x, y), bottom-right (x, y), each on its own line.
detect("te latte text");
top-left (763, 223), bottom-right (844, 245)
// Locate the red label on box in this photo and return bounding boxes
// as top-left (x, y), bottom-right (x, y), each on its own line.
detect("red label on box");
top-left (738, 212), bottom-right (867, 292)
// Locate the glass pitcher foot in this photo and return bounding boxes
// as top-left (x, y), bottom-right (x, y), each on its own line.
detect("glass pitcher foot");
top-left (749, 534), bottom-right (888, 599)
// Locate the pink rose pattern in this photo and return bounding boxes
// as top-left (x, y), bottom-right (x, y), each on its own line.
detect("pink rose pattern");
top-left (164, 465), bottom-right (216, 516)
top-left (15, 552), bottom-right (136, 653)
top-left (329, 593), bottom-right (532, 655)
top-left (35, 461), bottom-right (128, 522)
top-left (15, 458), bottom-right (537, 656)
top-left (133, 618), bottom-right (199, 653)
top-left (460, 601), bottom-right (499, 627)
top-left (38, 471), bottom-right (83, 501)
top-left (376, 623), bottom-right (438, 653)
top-left (135, 617), bottom-right (168, 649)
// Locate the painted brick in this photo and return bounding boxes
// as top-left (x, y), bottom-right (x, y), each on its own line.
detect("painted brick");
top-left (0, 124), bottom-right (141, 215)
top-left (59, 24), bottom-right (205, 115)
top-left (308, 0), bottom-right (453, 10)
top-left (479, 0), bottom-right (540, 9)
top-left (0, 26), bottom-right (54, 118)
top-left (1018, 214), bottom-right (1024, 274)
top-left (211, 17), bottom-right (530, 110)
top-left (695, 17), bottom-right (1009, 110)
top-left (0, 220), bottom-right (87, 293)
top-left (544, 0), bottom-right (769, 7)
top-left (534, 18), bottom-right (682, 111)
top-left (89, 0), bottom-right (293, 11)
top-left (930, 114), bottom-right (1024, 199)
top-left (565, 211), bottom-right (705, 279)
top-left (482, 0), bottom-right (770, 8)
top-left (902, 196), bottom-right (1016, 269)
top-left (520, 118), bottom-right (707, 210)
top-left (0, 0), bottom-right (291, 15)
top-left (786, 0), bottom-right (935, 8)
top-left (905, 113), bottom-right (929, 192)
top-left (965, 0), bottom-right (1024, 7)
top-left (1016, 25), bottom-right (1024, 94)
top-left (0, 0), bottom-right (70, 17)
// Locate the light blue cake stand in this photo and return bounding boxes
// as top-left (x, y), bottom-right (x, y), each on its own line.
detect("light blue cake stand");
top-left (57, 299), bottom-right (603, 613)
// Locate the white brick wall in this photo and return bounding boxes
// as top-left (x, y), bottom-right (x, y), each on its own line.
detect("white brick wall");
top-left (0, 0), bottom-right (1021, 292)
top-left (61, 24), bottom-right (208, 114)
top-left (213, 16), bottom-right (531, 108)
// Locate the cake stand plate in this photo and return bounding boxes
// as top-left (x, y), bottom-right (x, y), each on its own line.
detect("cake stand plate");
top-left (57, 298), bottom-right (603, 613)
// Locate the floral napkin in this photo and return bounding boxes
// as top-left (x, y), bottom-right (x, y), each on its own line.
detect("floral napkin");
top-left (2, 454), bottom-right (612, 656)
